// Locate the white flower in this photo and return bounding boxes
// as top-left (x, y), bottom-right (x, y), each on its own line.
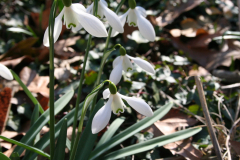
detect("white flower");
top-left (111, 6), bottom-right (156, 41)
top-left (91, 88), bottom-right (153, 134)
top-left (87, 0), bottom-right (124, 33)
top-left (43, 3), bottom-right (108, 47)
top-left (0, 63), bottom-right (13, 80)
top-left (110, 54), bottom-right (155, 84)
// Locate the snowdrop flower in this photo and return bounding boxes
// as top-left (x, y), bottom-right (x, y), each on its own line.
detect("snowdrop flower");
top-left (43, 0), bottom-right (108, 47)
top-left (111, 0), bottom-right (155, 41)
top-left (0, 63), bottom-right (13, 80)
top-left (92, 81), bottom-right (153, 134)
top-left (110, 46), bottom-right (155, 84)
top-left (87, 0), bottom-right (124, 33)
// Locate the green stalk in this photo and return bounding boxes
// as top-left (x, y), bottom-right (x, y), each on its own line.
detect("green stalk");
top-left (70, 35), bottom-right (92, 151)
top-left (91, 0), bottom-right (126, 111)
top-left (48, 0), bottom-right (58, 158)
top-left (69, 0), bottom-right (98, 158)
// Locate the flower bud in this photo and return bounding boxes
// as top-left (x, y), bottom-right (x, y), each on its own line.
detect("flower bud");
top-left (119, 46), bottom-right (126, 56)
top-left (128, 0), bottom-right (136, 9)
top-left (109, 81), bottom-right (117, 94)
top-left (62, 0), bottom-right (72, 7)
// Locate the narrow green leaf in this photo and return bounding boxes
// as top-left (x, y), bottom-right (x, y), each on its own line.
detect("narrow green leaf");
top-left (213, 35), bottom-right (240, 40)
top-left (102, 127), bottom-right (202, 160)
top-left (90, 102), bottom-right (173, 159)
top-left (0, 152), bottom-right (10, 160)
top-left (11, 70), bottom-right (44, 114)
top-left (96, 117), bottom-right (125, 148)
top-left (102, 48), bottom-right (115, 67)
top-left (53, 119), bottom-right (68, 160)
top-left (74, 99), bottom-right (104, 160)
top-left (66, 138), bottom-right (71, 151)
top-left (13, 90), bottom-right (74, 155)
top-left (7, 27), bottom-right (33, 36)
top-left (26, 102), bottom-right (84, 160)
top-left (23, 106), bottom-right (40, 160)
top-left (10, 152), bottom-right (20, 160)
top-left (0, 136), bottom-right (50, 159)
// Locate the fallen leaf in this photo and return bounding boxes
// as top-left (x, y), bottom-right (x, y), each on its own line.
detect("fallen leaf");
top-left (230, 140), bottom-right (240, 155)
top-left (156, 0), bottom-right (204, 27)
top-left (205, 7), bottom-right (222, 15)
top-left (3, 145), bottom-right (17, 157)
top-left (0, 88), bottom-right (12, 133)
top-left (0, 56), bottom-right (33, 68)
top-left (19, 67), bottom-right (50, 97)
top-left (54, 68), bottom-right (71, 81)
top-left (37, 93), bottom-right (49, 111)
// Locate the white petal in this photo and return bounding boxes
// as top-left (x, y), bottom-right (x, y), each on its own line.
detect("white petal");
top-left (127, 55), bottom-right (155, 74)
top-left (109, 59), bottom-right (123, 85)
top-left (97, 2), bottom-right (105, 19)
top-left (122, 55), bottom-right (133, 72)
top-left (119, 94), bottom-right (153, 117)
top-left (135, 10), bottom-right (155, 42)
top-left (99, 0), bottom-right (123, 33)
top-left (0, 63), bottom-right (13, 80)
top-left (127, 9), bottom-right (137, 27)
top-left (72, 7), bottom-right (108, 37)
top-left (64, 6), bottom-right (80, 29)
top-left (112, 56), bottom-right (122, 68)
top-left (92, 97), bottom-right (113, 134)
top-left (86, 3), bottom-right (94, 14)
top-left (103, 88), bottom-right (110, 99)
top-left (136, 6), bottom-right (147, 17)
top-left (71, 23), bottom-right (83, 33)
top-left (111, 10), bottom-right (129, 37)
top-left (43, 8), bottom-right (65, 47)
top-left (111, 94), bottom-right (125, 114)
top-left (71, 3), bottom-right (86, 12)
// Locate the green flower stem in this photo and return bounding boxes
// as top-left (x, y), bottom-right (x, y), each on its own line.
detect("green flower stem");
top-left (70, 35), bottom-right (92, 151)
top-left (10, 70), bottom-right (44, 114)
top-left (69, 0), bottom-right (98, 159)
top-left (91, 0), bottom-right (126, 112)
top-left (48, 0), bottom-right (58, 158)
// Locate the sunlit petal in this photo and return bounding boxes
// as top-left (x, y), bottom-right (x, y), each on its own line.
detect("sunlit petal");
top-left (64, 6), bottom-right (79, 29)
top-left (86, 3), bottom-right (94, 14)
top-left (103, 88), bottom-right (110, 99)
top-left (99, 0), bottom-right (123, 33)
top-left (91, 96), bottom-right (113, 134)
top-left (122, 55), bottom-right (133, 72)
top-left (43, 8), bottom-right (65, 47)
top-left (112, 56), bottom-right (122, 68)
top-left (119, 94), bottom-right (153, 117)
top-left (127, 55), bottom-right (155, 74)
top-left (127, 9), bottom-right (137, 27)
top-left (136, 6), bottom-right (146, 17)
top-left (111, 94), bottom-right (125, 114)
top-left (71, 3), bottom-right (86, 12)
top-left (109, 59), bottom-right (123, 85)
top-left (135, 10), bottom-right (155, 41)
top-left (111, 10), bottom-right (129, 37)
top-left (0, 63), bottom-right (13, 80)
top-left (72, 7), bottom-right (108, 37)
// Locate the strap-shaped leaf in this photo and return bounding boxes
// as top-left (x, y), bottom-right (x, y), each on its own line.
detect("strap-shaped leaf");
top-left (53, 119), bottom-right (68, 160)
top-left (74, 99), bottom-right (104, 160)
top-left (26, 102), bottom-right (84, 160)
top-left (10, 152), bottom-right (20, 160)
top-left (102, 127), bottom-right (202, 160)
top-left (13, 90), bottom-right (74, 155)
top-left (0, 136), bottom-right (50, 159)
top-left (96, 117), bottom-right (125, 148)
top-left (90, 102), bottom-right (173, 159)
top-left (0, 152), bottom-right (10, 160)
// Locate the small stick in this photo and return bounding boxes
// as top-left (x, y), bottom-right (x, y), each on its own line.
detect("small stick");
top-left (194, 76), bottom-right (223, 160)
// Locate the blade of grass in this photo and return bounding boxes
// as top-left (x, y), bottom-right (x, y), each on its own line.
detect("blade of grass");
top-left (10, 152), bottom-right (20, 160)
top-left (95, 117), bottom-right (125, 149)
top-left (0, 136), bottom-right (50, 159)
top-left (13, 90), bottom-right (74, 156)
top-left (102, 127), bottom-right (202, 160)
top-left (89, 102), bottom-right (173, 160)
top-left (0, 152), bottom-right (10, 160)
top-left (194, 76), bottom-right (222, 160)
top-left (53, 118), bottom-right (68, 160)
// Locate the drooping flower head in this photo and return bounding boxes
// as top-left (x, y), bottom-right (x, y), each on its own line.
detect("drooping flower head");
top-left (43, 0), bottom-right (108, 47)
top-left (110, 46), bottom-right (155, 84)
top-left (91, 81), bottom-right (153, 134)
top-left (0, 63), bottom-right (13, 80)
top-left (87, 0), bottom-right (124, 34)
top-left (111, 0), bottom-right (156, 41)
